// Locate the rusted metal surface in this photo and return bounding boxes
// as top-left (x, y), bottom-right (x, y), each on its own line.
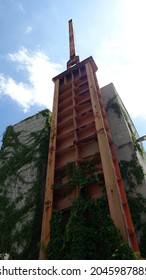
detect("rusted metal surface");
top-left (69, 19), bottom-right (76, 58)
top-left (39, 20), bottom-right (139, 259)
top-left (39, 80), bottom-right (59, 260)
top-left (85, 61), bottom-right (139, 252)
top-left (67, 19), bottom-right (80, 69)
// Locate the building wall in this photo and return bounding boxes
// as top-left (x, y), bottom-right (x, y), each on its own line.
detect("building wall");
top-left (0, 83), bottom-right (146, 259)
top-left (0, 110), bottom-right (50, 259)
top-left (101, 82), bottom-right (146, 203)
top-left (101, 83), bottom-right (135, 161)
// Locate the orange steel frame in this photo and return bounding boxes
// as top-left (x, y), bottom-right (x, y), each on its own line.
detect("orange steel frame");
top-left (39, 80), bottom-right (59, 260)
top-left (39, 21), bottom-right (139, 260)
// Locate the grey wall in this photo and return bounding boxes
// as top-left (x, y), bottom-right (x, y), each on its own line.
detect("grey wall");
top-left (0, 110), bottom-right (50, 259)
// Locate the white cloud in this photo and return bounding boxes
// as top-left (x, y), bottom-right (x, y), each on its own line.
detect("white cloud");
top-left (25, 26), bottom-right (33, 34)
top-left (9, 0), bottom-right (25, 12)
top-left (16, 2), bottom-right (25, 13)
top-left (0, 48), bottom-right (61, 112)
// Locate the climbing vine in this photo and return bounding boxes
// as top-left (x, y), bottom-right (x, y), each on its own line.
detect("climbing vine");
top-left (105, 96), bottom-right (144, 157)
top-left (119, 154), bottom-right (146, 258)
top-left (53, 154), bottom-right (106, 198)
top-left (122, 111), bottom-right (144, 158)
top-left (47, 196), bottom-right (136, 260)
top-left (0, 109), bottom-right (51, 259)
top-left (49, 148), bottom-right (146, 259)
top-left (1, 105), bottom-right (146, 259)
top-left (105, 96), bottom-right (122, 118)
top-left (47, 155), bottom-right (137, 260)
top-left (106, 94), bottom-right (146, 249)
top-left (119, 155), bottom-right (144, 191)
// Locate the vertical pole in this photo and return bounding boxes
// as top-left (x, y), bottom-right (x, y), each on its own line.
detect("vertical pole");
top-left (67, 20), bottom-right (79, 69)
top-left (69, 19), bottom-right (76, 58)
top-left (39, 79), bottom-right (59, 260)
top-left (85, 62), bottom-right (128, 243)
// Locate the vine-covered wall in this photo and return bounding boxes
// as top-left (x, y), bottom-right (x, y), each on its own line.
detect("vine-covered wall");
top-left (0, 109), bottom-right (51, 259)
top-left (101, 83), bottom-right (146, 258)
top-left (47, 154), bottom-right (146, 259)
top-left (47, 159), bottom-right (138, 260)
top-left (101, 83), bottom-right (145, 162)
top-left (47, 196), bottom-right (137, 260)
top-left (1, 83), bottom-right (146, 260)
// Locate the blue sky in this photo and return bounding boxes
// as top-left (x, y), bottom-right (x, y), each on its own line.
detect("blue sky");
top-left (0, 0), bottom-right (146, 148)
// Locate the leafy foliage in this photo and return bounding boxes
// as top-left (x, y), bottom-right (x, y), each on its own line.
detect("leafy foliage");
top-left (47, 196), bottom-right (136, 260)
top-left (0, 110), bottom-right (51, 259)
top-left (53, 153), bottom-right (105, 197)
top-left (119, 155), bottom-right (146, 258)
top-left (119, 155), bottom-right (144, 190)
top-left (105, 96), bottom-right (122, 118)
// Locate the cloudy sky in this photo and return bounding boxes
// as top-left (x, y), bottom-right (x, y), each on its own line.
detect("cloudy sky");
top-left (0, 0), bottom-right (146, 148)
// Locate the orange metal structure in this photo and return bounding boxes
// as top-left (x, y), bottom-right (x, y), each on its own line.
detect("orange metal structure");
top-left (39, 20), bottom-right (139, 259)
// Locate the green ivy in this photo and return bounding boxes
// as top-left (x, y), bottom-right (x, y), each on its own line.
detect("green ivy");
top-left (48, 154), bottom-right (137, 260)
top-left (119, 154), bottom-right (146, 258)
top-left (48, 149), bottom-right (146, 259)
top-left (122, 111), bottom-right (144, 158)
top-left (140, 225), bottom-right (146, 257)
top-left (53, 153), bottom-right (104, 196)
top-left (0, 109), bottom-right (51, 259)
top-left (105, 96), bottom-right (122, 118)
top-left (119, 155), bottom-right (144, 190)
top-left (1, 107), bottom-right (146, 260)
top-left (105, 96), bottom-right (144, 158)
top-left (40, 109), bottom-right (52, 124)
top-left (47, 196), bottom-right (136, 260)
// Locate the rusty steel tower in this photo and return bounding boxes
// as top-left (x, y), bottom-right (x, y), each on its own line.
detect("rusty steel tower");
top-left (39, 20), bottom-right (139, 259)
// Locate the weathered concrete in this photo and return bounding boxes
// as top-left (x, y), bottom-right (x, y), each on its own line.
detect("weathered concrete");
top-left (101, 83), bottom-right (146, 198)
top-left (0, 110), bottom-right (50, 259)
top-left (1, 83), bottom-right (146, 258)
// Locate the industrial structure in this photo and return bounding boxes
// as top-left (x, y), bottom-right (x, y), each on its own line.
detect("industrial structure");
top-left (39, 20), bottom-right (139, 259)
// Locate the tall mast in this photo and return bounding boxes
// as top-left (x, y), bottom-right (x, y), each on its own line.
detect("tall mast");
top-left (67, 19), bottom-right (80, 69)
top-left (39, 19), bottom-right (140, 260)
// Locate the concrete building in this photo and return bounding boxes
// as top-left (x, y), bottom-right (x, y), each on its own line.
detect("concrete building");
top-left (0, 110), bottom-right (50, 259)
top-left (0, 83), bottom-right (146, 259)
top-left (101, 83), bottom-right (146, 250)
top-left (101, 82), bottom-right (146, 198)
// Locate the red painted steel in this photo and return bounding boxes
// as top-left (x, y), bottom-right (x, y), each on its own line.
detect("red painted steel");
top-left (39, 21), bottom-right (139, 259)
top-left (92, 71), bottom-right (139, 252)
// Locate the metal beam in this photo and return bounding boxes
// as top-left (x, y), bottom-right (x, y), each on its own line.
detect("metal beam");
top-left (67, 19), bottom-right (80, 69)
top-left (39, 79), bottom-right (59, 260)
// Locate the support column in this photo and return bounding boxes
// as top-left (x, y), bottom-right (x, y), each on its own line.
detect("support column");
top-left (39, 79), bottom-right (59, 260)
top-left (85, 61), bottom-right (128, 243)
